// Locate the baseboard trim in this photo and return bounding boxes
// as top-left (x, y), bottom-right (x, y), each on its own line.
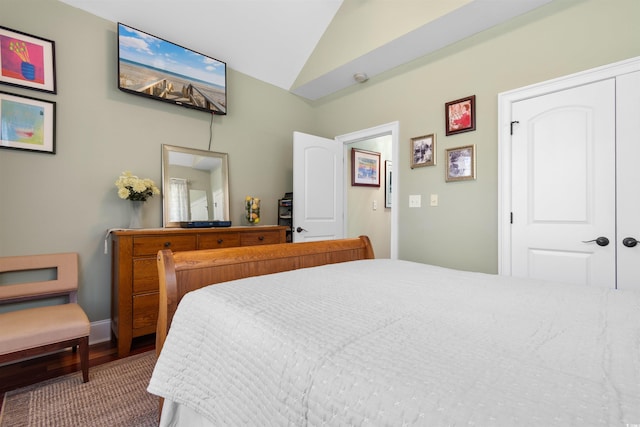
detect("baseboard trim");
top-left (89, 319), bottom-right (111, 345)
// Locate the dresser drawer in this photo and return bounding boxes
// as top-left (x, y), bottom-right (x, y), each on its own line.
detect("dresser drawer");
top-left (198, 232), bottom-right (240, 249)
top-left (132, 292), bottom-right (158, 331)
top-left (240, 230), bottom-right (282, 246)
top-left (132, 258), bottom-right (158, 293)
top-left (133, 235), bottom-right (196, 256)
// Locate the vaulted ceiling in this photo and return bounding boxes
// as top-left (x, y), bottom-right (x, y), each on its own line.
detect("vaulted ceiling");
top-left (58, 0), bottom-right (553, 100)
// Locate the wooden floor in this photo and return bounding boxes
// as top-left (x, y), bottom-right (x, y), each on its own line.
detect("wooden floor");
top-left (0, 335), bottom-right (155, 408)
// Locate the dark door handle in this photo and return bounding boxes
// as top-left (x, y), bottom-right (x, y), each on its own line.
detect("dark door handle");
top-left (623, 237), bottom-right (639, 248)
top-left (296, 227), bottom-right (307, 233)
top-left (582, 236), bottom-right (609, 247)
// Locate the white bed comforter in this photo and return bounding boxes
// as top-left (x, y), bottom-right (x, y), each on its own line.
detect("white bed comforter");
top-left (148, 259), bottom-right (640, 426)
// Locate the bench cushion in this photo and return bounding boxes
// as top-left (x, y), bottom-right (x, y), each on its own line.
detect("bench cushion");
top-left (0, 303), bottom-right (90, 354)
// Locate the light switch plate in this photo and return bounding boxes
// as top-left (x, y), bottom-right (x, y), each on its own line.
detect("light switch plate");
top-left (409, 195), bottom-right (421, 208)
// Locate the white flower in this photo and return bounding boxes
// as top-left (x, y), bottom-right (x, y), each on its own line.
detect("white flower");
top-left (115, 171), bottom-right (160, 201)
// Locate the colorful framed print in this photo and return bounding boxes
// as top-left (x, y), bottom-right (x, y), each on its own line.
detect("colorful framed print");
top-left (445, 95), bottom-right (475, 136)
top-left (0, 91), bottom-right (56, 154)
top-left (445, 145), bottom-right (476, 182)
top-left (0, 26), bottom-right (56, 93)
top-left (351, 148), bottom-right (381, 187)
top-left (410, 133), bottom-right (436, 168)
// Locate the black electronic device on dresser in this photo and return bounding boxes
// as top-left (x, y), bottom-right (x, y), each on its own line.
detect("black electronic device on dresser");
top-left (278, 192), bottom-right (293, 242)
top-left (179, 221), bottom-right (232, 228)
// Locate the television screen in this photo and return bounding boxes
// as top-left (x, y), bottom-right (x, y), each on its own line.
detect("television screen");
top-left (117, 23), bottom-right (226, 115)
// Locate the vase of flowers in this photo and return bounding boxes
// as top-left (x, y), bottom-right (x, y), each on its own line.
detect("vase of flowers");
top-left (245, 196), bottom-right (260, 225)
top-left (115, 171), bottom-right (160, 228)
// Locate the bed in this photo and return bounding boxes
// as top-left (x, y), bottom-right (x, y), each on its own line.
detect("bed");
top-left (148, 236), bottom-right (640, 426)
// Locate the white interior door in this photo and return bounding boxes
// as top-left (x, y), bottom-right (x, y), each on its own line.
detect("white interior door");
top-left (292, 131), bottom-right (344, 242)
top-left (616, 71), bottom-right (640, 290)
top-left (189, 189), bottom-right (209, 221)
top-left (510, 79), bottom-right (616, 287)
top-left (212, 190), bottom-right (224, 220)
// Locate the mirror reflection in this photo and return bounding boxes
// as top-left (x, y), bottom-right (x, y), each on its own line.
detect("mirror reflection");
top-left (162, 144), bottom-right (229, 227)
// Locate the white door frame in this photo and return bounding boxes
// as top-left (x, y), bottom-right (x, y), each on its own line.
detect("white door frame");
top-left (336, 121), bottom-right (399, 259)
top-left (498, 56), bottom-right (640, 275)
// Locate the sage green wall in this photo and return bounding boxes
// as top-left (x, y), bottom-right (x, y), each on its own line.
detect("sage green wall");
top-left (1, 0), bottom-right (639, 323)
top-left (0, 0), bottom-right (316, 321)
top-left (312, 0), bottom-right (640, 273)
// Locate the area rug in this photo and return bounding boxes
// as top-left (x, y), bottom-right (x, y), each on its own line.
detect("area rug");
top-left (0, 351), bottom-right (158, 427)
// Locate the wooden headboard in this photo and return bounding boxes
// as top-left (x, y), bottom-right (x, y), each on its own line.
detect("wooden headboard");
top-left (155, 236), bottom-right (375, 354)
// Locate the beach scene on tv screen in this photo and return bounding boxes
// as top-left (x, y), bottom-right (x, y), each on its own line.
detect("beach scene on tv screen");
top-left (118, 23), bottom-right (226, 114)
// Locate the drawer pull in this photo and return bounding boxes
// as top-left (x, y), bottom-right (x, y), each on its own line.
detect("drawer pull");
top-left (258, 236), bottom-right (264, 241)
top-left (217, 239), bottom-right (223, 244)
top-left (164, 242), bottom-right (171, 247)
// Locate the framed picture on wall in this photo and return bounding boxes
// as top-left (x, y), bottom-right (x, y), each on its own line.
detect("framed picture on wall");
top-left (445, 145), bottom-right (475, 182)
top-left (0, 91), bottom-right (56, 154)
top-left (410, 133), bottom-right (436, 168)
top-left (385, 160), bottom-right (392, 208)
top-left (351, 148), bottom-right (380, 187)
top-left (0, 26), bottom-right (57, 93)
top-left (445, 95), bottom-right (475, 136)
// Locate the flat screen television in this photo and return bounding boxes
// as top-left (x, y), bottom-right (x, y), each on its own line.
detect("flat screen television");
top-left (117, 23), bottom-right (226, 115)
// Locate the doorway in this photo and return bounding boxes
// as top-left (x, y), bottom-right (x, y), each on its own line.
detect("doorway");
top-left (344, 135), bottom-right (392, 258)
top-left (336, 122), bottom-right (399, 259)
top-left (293, 122), bottom-right (399, 258)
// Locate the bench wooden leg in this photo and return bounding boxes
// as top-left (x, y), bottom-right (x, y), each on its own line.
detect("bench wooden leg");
top-left (79, 336), bottom-right (89, 382)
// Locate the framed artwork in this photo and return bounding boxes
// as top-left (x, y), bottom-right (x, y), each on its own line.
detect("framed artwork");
top-left (385, 160), bottom-right (392, 208)
top-left (0, 26), bottom-right (56, 93)
top-left (410, 133), bottom-right (436, 168)
top-left (445, 145), bottom-right (475, 182)
top-left (445, 95), bottom-right (475, 136)
top-left (351, 148), bottom-right (380, 187)
top-left (0, 91), bottom-right (56, 154)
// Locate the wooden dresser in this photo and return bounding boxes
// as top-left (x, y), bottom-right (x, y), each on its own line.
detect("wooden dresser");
top-left (111, 226), bottom-right (287, 357)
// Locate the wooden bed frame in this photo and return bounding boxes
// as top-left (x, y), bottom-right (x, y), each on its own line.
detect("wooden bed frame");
top-left (155, 236), bottom-right (375, 354)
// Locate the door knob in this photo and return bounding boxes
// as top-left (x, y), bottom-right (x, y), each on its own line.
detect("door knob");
top-left (296, 227), bottom-right (307, 233)
top-left (623, 237), bottom-right (639, 248)
top-left (582, 236), bottom-right (609, 247)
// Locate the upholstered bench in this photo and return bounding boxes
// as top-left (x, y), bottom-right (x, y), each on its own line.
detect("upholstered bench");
top-left (0, 253), bottom-right (90, 382)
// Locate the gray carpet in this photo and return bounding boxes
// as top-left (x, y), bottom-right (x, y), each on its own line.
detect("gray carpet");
top-left (0, 351), bottom-right (158, 427)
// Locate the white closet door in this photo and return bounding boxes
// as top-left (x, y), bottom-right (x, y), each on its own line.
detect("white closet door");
top-left (616, 71), bottom-right (640, 290)
top-left (511, 79), bottom-right (616, 287)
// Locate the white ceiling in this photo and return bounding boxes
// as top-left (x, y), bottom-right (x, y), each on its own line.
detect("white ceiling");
top-left (58, 0), bottom-right (343, 94)
top-left (58, 0), bottom-right (553, 100)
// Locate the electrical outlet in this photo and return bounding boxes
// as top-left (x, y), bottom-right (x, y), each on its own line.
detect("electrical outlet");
top-left (372, 200), bottom-right (377, 210)
top-left (409, 195), bottom-right (421, 208)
